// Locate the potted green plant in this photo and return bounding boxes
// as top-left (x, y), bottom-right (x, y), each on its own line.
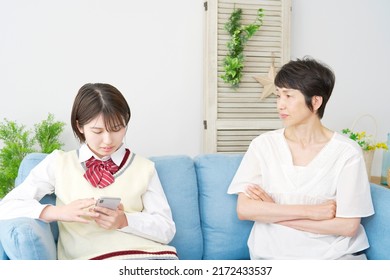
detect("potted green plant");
top-left (0, 113), bottom-right (65, 198)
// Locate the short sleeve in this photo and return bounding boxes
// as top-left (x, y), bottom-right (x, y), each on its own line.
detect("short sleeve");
top-left (335, 152), bottom-right (374, 218)
top-left (227, 140), bottom-right (263, 195)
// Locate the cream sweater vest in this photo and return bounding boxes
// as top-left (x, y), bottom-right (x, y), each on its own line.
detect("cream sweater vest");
top-left (54, 150), bottom-right (176, 260)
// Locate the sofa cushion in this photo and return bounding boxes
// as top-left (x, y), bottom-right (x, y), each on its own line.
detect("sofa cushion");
top-left (195, 153), bottom-right (253, 260)
top-left (150, 155), bottom-right (203, 260)
top-left (15, 153), bottom-right (48, 186)
top-left (361, 184), bottom-right (390, 260)
top-left (0, 217), bottom-right (57, 259)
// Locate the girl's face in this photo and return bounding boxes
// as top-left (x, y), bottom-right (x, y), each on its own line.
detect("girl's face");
top-left (77, 114), bottom-right (126, 158)
top-left (276, 87), bottom-right (314, 127)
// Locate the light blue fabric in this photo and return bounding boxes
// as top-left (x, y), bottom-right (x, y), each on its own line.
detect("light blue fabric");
top-left (0, 217), bottom-right (56, 259)
top-left (194, 153), bottom-right (253, 260)
top-left (0, 240), bottom-right (8, 260)
top-left (361, 184), bottom-right (390, 260)
top-left (151, 155), bottom-right (203, 260)
top-left (14, 153), bottom-right (48, 187)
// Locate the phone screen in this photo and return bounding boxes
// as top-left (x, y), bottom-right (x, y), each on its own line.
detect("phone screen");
top-left (95, 197), bottom-right (121, 210)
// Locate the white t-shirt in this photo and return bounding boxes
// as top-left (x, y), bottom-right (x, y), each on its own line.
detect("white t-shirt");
top-left (227, 128), bottom-right (375, 259)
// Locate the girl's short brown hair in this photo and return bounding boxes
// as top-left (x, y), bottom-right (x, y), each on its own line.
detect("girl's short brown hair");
top-left (71, 83), bottom-right (131, 142)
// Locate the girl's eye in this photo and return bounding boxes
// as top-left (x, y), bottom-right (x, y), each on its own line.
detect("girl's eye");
top-left (112, 125), bottom-right (123, 132)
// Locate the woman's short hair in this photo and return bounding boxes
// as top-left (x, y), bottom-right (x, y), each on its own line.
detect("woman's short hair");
top-left (71, 83), bottom-right (131, 142)
top-left (274, 56), bottom-right (335, 118)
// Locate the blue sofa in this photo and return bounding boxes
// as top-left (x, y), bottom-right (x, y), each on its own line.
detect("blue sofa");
top-left (1, 153), bottom-right (389, 260)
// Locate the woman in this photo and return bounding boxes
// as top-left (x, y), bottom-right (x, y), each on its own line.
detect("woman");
top-left (227, 57), bottom-right (374, 259)
top-left (0, 83), bottom-right (177, 260)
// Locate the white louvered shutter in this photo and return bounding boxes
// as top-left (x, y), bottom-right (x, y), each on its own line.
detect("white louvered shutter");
top-left (203, 0), bottom-right (291, 153)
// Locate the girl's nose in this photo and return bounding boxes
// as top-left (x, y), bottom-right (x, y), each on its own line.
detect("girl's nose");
top-left (102, 132), bottom-right (113, 144)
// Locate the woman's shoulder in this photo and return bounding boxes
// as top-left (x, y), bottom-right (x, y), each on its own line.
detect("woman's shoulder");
top-left (331, 132), bottom-right (363, 159)
top-left (333, 132), bottom-right (362, 151)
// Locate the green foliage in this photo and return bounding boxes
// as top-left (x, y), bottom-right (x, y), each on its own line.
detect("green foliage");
top-left (0, 121), bottom-right (35, 197)
top-left (221, 8), bottom-right (264, 88)
top-left (0, 113), bottom-right (65, 198)
top-left (35, 113), bottom-right (65, 153)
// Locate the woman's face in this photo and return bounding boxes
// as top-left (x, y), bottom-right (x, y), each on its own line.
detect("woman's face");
top-left (77, 114), bottom-right (126, 158)
top-left (276, 87), bottom-right (314, 127)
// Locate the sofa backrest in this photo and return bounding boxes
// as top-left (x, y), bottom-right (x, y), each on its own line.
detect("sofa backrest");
top-left (194, 153), bottom-right (252, 260)
top-left (149, 155), bottom-right (203, 260)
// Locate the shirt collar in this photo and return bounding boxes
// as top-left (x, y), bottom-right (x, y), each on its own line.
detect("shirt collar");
top-left (78, 143), bottom-right (126, 166)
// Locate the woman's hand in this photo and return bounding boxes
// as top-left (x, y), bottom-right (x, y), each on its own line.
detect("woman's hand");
top-left (39, 198), bottom-right (99, 223)
top-left (306, 200), bottom-right (336, 221)
top-left (91, 203), bottom-right (128, 230)
top-left (246, 184), bottom-right (275, 202)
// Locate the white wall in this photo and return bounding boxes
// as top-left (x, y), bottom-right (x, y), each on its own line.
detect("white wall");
top-left (0, 0), bottom-right (204, 157)
top-left (291, 0), bottom-right (390, 176)
top-left (0, 0), bottom-right (389, 175)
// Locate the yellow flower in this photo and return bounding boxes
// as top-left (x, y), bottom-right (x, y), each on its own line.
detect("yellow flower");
top-left (342, 128), bottom-right (388, 151)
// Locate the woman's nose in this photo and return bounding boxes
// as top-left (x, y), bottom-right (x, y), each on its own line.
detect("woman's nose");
top-left (277, 97), bottom-right (285, 110)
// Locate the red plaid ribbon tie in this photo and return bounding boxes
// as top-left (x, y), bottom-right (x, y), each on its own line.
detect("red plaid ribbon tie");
top-left (83, 157), bottom-right (119, 188)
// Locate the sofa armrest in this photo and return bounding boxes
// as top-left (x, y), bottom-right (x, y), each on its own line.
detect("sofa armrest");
top-left (361, 184), bottom-right (390, 260)
top-left (0, 218), bottom-right (57, 260)
top-left (0, 240), bottom-right (8, 260)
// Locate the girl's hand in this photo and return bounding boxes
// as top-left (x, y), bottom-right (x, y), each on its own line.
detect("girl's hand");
top-left (246, 184), bottom-right (275, 202)
top-left (91, 203), bottom-right (128, 230)
top-left (40, 198), bottom-right (99, 223)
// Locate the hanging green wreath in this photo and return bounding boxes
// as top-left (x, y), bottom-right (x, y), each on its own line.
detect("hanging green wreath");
top-left (221, 8), bottom-right (264, 88)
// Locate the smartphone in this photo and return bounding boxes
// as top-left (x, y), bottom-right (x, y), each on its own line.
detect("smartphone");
top-left (95, 197), bottom-right (121, 210)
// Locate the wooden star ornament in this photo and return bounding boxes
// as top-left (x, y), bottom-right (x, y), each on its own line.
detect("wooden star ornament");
top-left (253, 62), bottom-right (276, 100)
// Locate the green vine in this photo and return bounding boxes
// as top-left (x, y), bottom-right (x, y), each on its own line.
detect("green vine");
top-left (221, 8), bottom-right (264, 88)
